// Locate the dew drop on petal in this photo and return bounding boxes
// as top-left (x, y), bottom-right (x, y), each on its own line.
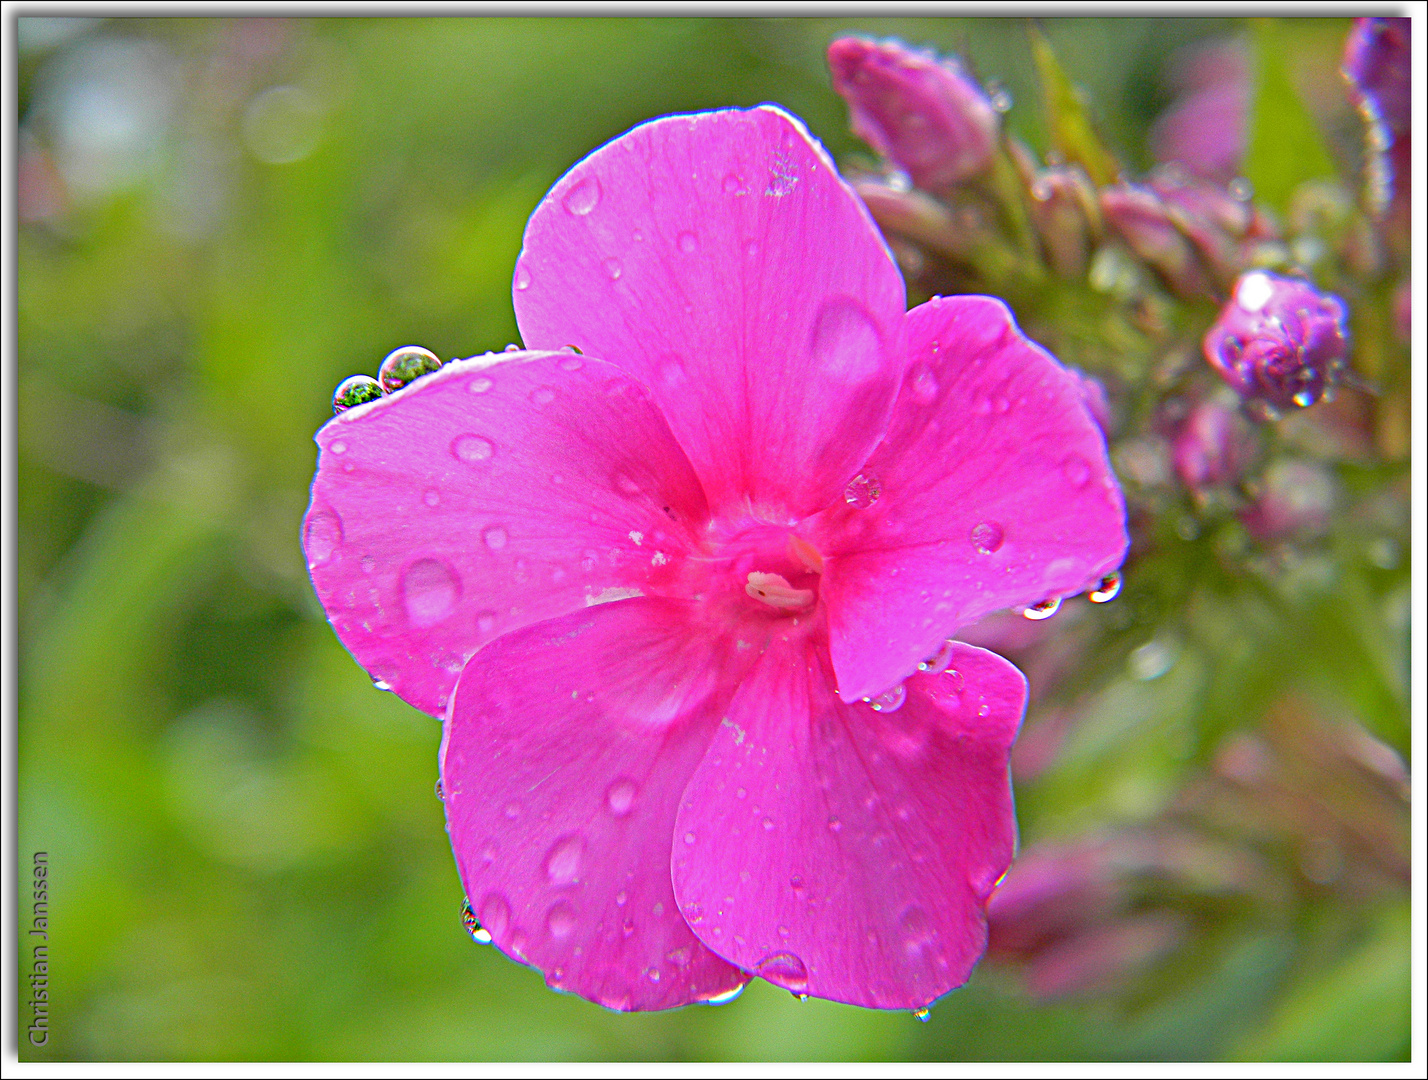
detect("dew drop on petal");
top-left (423, 489), bottom-right (440, 507)
top-left (478, 893), bottom-right (511, 939)
top-left (864, 683), bottom-right (907, 712)
top-left (1062, 454), bottom-right (1091, 487)
top-left (677, 231), bottom-right (698, 253)
top-left (546, 901), bottom-right (576, 939)
top-left (762, 816), bottom-right (775, 831)
top-left (722, 172), bottom-right (746, 195)
top-left (545, 834), bottom-right (584, 885)
top-left (483, 526), bottom-right (508, 550)
top-left (605, 778), bottom-right (637, 817)
top-left (917, 640), bottom-right (955, 674)
top-left (910, 365), bottom-right (939, 404)
top-left (704, 985), bottom-right (745, 1006)
top-left (562, 175), bottom-right (601, 216)
top-left (531, 386), bottom-right (557, 406)
top-left (755, 952), bottom-right (809, 995)
top-left (402, 558), bottom-right (460, 628)
top-left (452, 434), bottom-right (494, 463)
top-left (970, 521), bottom-right (1004, 554)
top-left (476, 610), bottom-right (497, 634)
top-left (603, 256), bottom-right (623, 280)
top-left (378, 345), bottom-right (443, 392)
top-left (461, 897), bottom-right (493, 944)
top-left (330, 441), bottom-right (347, 455)
top-left (434, 778), bottom-right (444, 800)
top-left (332, 374), bottom-right (383, 413)
top-left (469, 376), bottom-right (493, 393)
top-left (843, 472), bottom-right (882, 508)
top-left (913, 1008), bottom-right (931, 1023)
top-left (559, 354), bottom-right (583, 371)
top-left (514, 261), bottom-right (532, 291)
top-left (1023, 597), bottom-right (1061, 620)
top-left (304, 508), bottom-right (343, 566)
top-left (811, 297), bottom-right (882, 384)
top-left (1089, 571), bottom-right (1122, 603)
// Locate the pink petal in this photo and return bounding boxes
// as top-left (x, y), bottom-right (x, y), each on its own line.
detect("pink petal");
top-left (441, 597), bottom-right (750, 1011)
top-left (809, 296), bottom-right (1128, 703)
top-left (303, 351), bottom-right (709, 717)
top-left (672, 639), bottom-right (1024, 1010)
top-left (513, 106), bottom-right (907, 520)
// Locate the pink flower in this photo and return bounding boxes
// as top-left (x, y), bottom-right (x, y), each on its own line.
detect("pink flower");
top-left (303, 107), bottom-right (1127, 1012)
top-left (1149, 37), bottom-right (1249, 184)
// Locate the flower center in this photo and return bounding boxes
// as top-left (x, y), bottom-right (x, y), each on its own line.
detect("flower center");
top-left (663, 520), bottom-right (824, 624)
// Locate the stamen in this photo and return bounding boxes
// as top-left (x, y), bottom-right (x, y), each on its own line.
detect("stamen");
top-left (746, 571), bottom-right (815, 610)
top-left (787, 534), bottom-right (825, 574)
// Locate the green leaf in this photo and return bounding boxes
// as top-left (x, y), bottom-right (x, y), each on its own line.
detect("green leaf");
top-left (1243, 19), bottom-right (1339, 213)
top-left (1029, 24), bottom-right (1120, 186)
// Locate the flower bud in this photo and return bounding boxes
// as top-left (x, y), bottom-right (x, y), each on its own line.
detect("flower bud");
top-left (1172, 398), bottom-right (1257, 493)
top-left (828, 37), bottom-right (1000, 191)
top-left (1343, 18), bottom-right (1411, 226)
top-left (1028, 165), bottom-right (1101, 277)
top-left (1149, 38), bottom-right (1249, 184)
top-left (1100, 183), bottom-right (1210, 296)
top-left (1204, 271), bottom-right (1350, 412)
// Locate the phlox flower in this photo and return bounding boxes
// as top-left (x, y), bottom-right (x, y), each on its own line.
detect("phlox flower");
top-left (303, 106), bottom-right (1127, 1012)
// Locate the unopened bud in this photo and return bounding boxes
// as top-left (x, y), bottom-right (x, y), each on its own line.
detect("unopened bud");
top-left (828, 37), bottom-right (1000, 191)
top-left (1029, 165), bottom-right (1100, 277)
top-left (1343, 18), bottom-right (1411, 225)
top-left (1204, 271), bottom-right (1350, 412)
top-left (1100, 183), bottom-right (1210, 297)
top-left (1172, 398), bottom-right (1257, 493)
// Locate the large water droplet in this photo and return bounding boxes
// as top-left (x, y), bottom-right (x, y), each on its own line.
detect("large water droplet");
top-left (545, 834), bottom-right (585, 884)
top-left (677, 231), bottom-right (698, 253)
top-left (452, 434), bottom-right (494, 463)
top-left (606, 778), bottom-right (637, 816)
top-left (755, 951), bottom-right (809, 995)
top-left (811, 298), bottom-right (882, 384)
top-left (378, 345), bottom-right (443, 392)
top-left (304, 508), bottom-right (343, 566)
top-left (483, 526), bottom-right (508, 550)
top-left (546, 901), bottom-right (576, 939)
top-left (704, 985), bottom-right (745, 1006)
top-left (843, 473), bottom-right (882, 508)
top-left (332, 374), bottom-right (383, 413)
top-left (1023, 597), bottom-right (1061, 620)
top-left (917, 640), bottom-right (955, 674)
top-left (403, 558), bottom-right (460, 628)
top-left (478, 893), bottom-right (511, 939)
top-left (461, 897), bottom-right (493, 944)
top-left (864, 683), bottom-right (907, 713)
top-left (562, 175), bottom-right (601, 216)
top-left (913, 1007), bottom-right (931, 1023)
top-left (970, 521), bottom-right (1004, 554)
top-left (514, 261), bottom-right (532, 291)
top-left (1088, 571), bottom-right (1122, 603)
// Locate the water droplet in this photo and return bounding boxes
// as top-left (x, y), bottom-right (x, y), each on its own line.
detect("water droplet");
top-left (1088, 571), bottom-right (1122, 603)
top-left (1062, 454), bottom-right (1091, 487)
top-left (304, 508), bottom-right (343, 566)
top-left (762, 816), bottom-right (775, 831)
top-left (1129, 639), bottom-right (1174, 681)
top-left (945, 668), bottom-right (965, 694)
top-left (476, 610), bottom-right (497, 635)
top-left (755, 951), bottom-right (808, 995)
top-left (683, 831), bottom-right (696, 845)
top-left (843, 473), bottom-right (882, 508)
top-left (918, 640), bottom-right (955, 674)
top-left (909, 365), bottom-right (939, 404)
top-left (503, 801), bottom-right (520, 820)
top-left (546, 901), bottom-right (576, 939)
top-left (621, 919), bottom-right (636, 938)
top-left (559, 354), bottom-right (583, 371)
top-left (378, 345), bottom-right (443, 392)
top-left (1236, 271), bottom-right (1274, 313)
top-left (562, 175), bottom-right (601, 216)
top-left (647, 968), bottom-right (661, 983)
top-left (1292, 389), bottom-right (1316, 407)
top-left (606, 777), bottom-right (637, 816)
top-left (452, 434), bottom-right (493, 463)
top-left (885, 168), bottom-right (912, 193)
top-left (913, 1007), bottom-right (931, 1023)
top-left (864, 683), bottom-right (907, 713)
top-left (616, 890), bottom-right (628, 907)
top-left (811, 297), bottom-right (882, 384)
top-left (478, 893), bottom-right (510, 939)
top-left (514, 262), bottom-right (532, 291)
top-left (765, 162), bottom-right (799, 197)
top-left (483, 526), bottom-right (508, 550)
top-left (531, 386), bottom-right (557, 406)
top-left (613, 471), bottom-right (642, 496)
top-left (469, 376), bottom-right (493, 393)
top-left (704, 985), bottom-right (745, 1006)
top-left (461, 897), bottom-right (493, 944)
top-left (401, 557), bottom-right (461, 628)
top-left (722, 172), bottom-right (746, 195)
top-left (371, 675), bottom-right (392, 692)
top-left (1228, 177), bottom-right (1253, 202)
top-left (545, 834), bottom-right (585, 884)
top-left (332, 374), bottom-right (383, 413)
top-left (423, 489), bottom-right (440, 507)
top-left (603, 256), bottom-right (623, 280)
top-left (677, 231), bottom-right (698, 254)
top-left (970, 521), bottom-right (1004, 554)
top-left (1023, 597), bottom-right (1061, 620)
top-left (658, 355), bottom-right (688, 387)
top-left (827, 818), bottom-right (843, 833)
top-left (434, 778), bottom-right (444, 800)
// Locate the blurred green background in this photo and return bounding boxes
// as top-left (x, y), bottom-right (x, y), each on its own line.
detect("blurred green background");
top-left (16, 16), bottom-right (1408, 1061)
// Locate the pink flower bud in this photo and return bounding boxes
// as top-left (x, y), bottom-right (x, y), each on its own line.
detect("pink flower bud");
top-left (1029, 165), bottom-right (1100, 277)
top-left (1343, 18), bottom-right (1411, 224)
top-left (1172, 399), bottom-right (1256, 492)
top-left (1100, 183), bottom-right (1210, 296)
top-left (1204, 272), bottom-right (1350, 411)
top-left (828, 37), bottom-right (1000, 191)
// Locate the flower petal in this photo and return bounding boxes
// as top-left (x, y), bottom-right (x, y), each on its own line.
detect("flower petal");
top-left (441, 597), bottom-right (750, 1011)
top-left (809, 296), bottom-right (1128, 703)
top-left (303, 351), bottom-right (709, 717)
top-left (513, 106), bottom-right (907, 520)
top-left (671, 639), bottom-right (1024, 1009)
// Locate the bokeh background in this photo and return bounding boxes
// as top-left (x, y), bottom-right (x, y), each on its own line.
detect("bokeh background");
top-left (16, 16), bottom-right (1411, 1061)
